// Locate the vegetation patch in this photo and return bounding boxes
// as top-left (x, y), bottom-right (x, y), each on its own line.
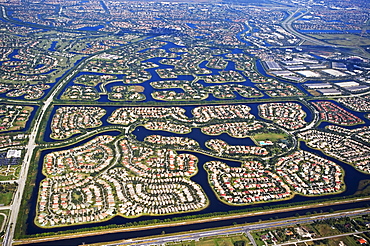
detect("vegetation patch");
top-left (252, 133), bottom-right (287, 142)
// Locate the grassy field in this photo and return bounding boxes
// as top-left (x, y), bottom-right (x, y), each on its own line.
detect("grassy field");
top-left (324, 235), bottom-right (359, 246)
top-left (0, 166), bottom-right (20, 181)
top-left (167, 234), bottom-right (249, 246)
top-left (0, 210), bottom-right (9, 232)
top-left (293, 235), bottom-right (359, 246)
top-left (355, 179), bottom-right (370, 196)
top-left (306, 89), bottom-right (322, 97)
top-left (314, 224), bottom-right (340, 237)
top-left (252, 133), bottom-right (287, 142)
top-left (0, 192), bottom-right (14, 206)
top-left (308, 33), bottom-right (370, 46)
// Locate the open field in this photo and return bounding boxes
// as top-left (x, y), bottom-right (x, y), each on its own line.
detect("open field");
top-left (167, 234), bottom-right (249, 246)
top-left (252, 133), bottom-right (287, 142)
top-left (0, 192), bottom-right (13, 206)
top-left (308, 33), bottom-right (370, 46)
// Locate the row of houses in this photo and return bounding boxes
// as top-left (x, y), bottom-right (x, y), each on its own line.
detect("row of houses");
top-left (120, 138), bottom-right (197, 178)
top-left (312, 101), bottom-right (363, 126)
top-left (144, 135), bottom-right (199, 148)
top-left (275, 150), bottom-right (343, 195)
top-left (259, 102), bottom-right (307, 130)
top-left (204, 161), bottom-right (292, 205)
top-left (201, 121), bottom-right (264, 138)
top-left (206, 139), bottom-right (268, 156)
top-left (45, 135), bottom-right (114, 175)
top-left (299, 129), bottom-right (370, 174)
top-left (51, 106), bottom-right (106, 140)
top-left (144, 121), bottom-right (191, 134)
top-left (338, 96), bottom-right (370, 112)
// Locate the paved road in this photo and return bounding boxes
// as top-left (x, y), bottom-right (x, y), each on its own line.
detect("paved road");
top-left (0, 213), bottom-right (7, 232)
top-left (2, 118), bottom-right (39, 246)
top-left (104, 208), bottom-right (370, 246)
top-left (281, 9), bottom-right (331, 47)
top-left (246, 230), bottom-right (257, 246)
top-left (1, 53), bottom-right (95, 246)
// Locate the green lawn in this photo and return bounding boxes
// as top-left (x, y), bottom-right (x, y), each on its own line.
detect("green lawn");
top-left (355, 179), bottom-right (370, 196)
top-left (252, 133), bottom-right (287, 142)
top-left (0, 166), bottom-right (19, 181)
top-left (308, 33), bottom-right (370, 46)
top-left (0, 210), bottom-right (9, 232)
top-left (167, 234), bottom-right (249, 246)
top-left (314, 224), bottom-right (340, 237)
top-left (0, 192), bottom-right (14, 206)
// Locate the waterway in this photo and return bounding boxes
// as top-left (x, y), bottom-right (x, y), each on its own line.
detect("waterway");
top-left (42, 101), bottom-right (313, 143)
top-left (2, 7), bottom-right (369, 246)
top-left (56, 41), bottom-right (274, 103)
top-left (21, 39), bottom-right (370, 240)
top-left (77, 25), bottom-right (105, 32)
top-left (235, 23), bottom-right (252, 45)
top-left (27, 134), bottom-right (370, 236)
top-left (28, 98), bottom-right (370, 238)
top-left (48, 41), bottom-right (58, 52)
top-left (24, 198), bottom-right (370, 246)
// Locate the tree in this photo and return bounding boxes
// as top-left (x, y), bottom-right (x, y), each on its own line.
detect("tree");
top-left (234, 241), bottom-right (245, 246)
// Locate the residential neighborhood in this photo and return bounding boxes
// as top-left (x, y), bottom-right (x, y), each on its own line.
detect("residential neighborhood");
top-left (259, 102), bottom-right (307, 130)
top-left (50, 107), bottom-right (106, 140)
top-left (205, 150), bottom-right (344, 205)
top-left (144, 135), bottom-right (199, 149)
top-left (1, 0), bottom-right (370, 244)
top-left (204, 160), bottom-right (293, 205)
top-left (312, 101), bottom-right (364, 126)
top-left (299, 129), bottom-right (370, 174)
top-left (37, 135), bottom-right (208, 227)
top-left (0, 105), bottom-right (33, 132)
top-left (275, 150), bottom-right (344, 196)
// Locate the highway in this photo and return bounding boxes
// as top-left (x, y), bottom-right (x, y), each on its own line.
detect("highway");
top-left (281, 9), bottom-right (332, 47)
top-left (1, 83), bottom-right (56, 246)
top-left (105, 208), bottom-right (370, 246)
top-left (0, 4), bottom-right (368, 246)
top-left (1, 55), bottom-right (96, 246)
top-left (0, 34), bottom-right (146, 245)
